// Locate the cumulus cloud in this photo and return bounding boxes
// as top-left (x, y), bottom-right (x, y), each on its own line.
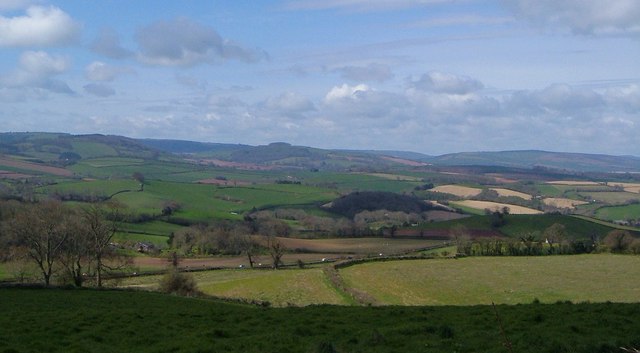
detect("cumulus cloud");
top-left (90, 28), bottom-right (133, 59)
top-left (1, 50), bottom-right (73, 94)
top-left (135, 17), bottom-right (266, 66)
top-left (502, 0), bottom-right (640, 35)
top-left (409, 71), bottom-right (483, 94)
top-left (324, 83), bottom-right (371, 102)
top-left (83, 83), bottom-right (115, 97)
top-left (334, 63), bottom-right (393, 82)
top-left (85, 61), bottom-right (131, 82)
top-left (264, 92), bottom-right (316, 116)
top-left (0, 6), bottom-right (80, 47)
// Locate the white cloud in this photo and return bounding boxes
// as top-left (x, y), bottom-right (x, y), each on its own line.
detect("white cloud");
top-left (85, 61), bottom-right (130, 82)
top-left (135, 17), bottom-right (266, 66)
top-left (502, 0), bottom-right (640, 35)
top-left (83, 83), bottom-right (115, 97)
top-left (0, 0), bottom-right (34, 11)
top-left (1, 50), bottom-right (73, 94)
top-left (0, 6), bottom-right (80, 47)
top-left (409, 71), bottom-right (483, 94)
top-left (264, 92), bottom-right (315, 116)
top-left (90, 28), bottom-right (133, 59)
top-left (324, 83), bottom-right (370, 102)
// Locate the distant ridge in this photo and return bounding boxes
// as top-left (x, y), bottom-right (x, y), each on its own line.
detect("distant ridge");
top-left (0, 132), bottom-right (638, 173)
top-left (422, 150), bottom-right (640, 173)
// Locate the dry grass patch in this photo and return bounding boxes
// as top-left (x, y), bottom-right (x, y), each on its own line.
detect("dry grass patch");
top-left (490, 188), bottom-right (532, 200)
top-left (431, 185), bottom-right (482, 198)
top-left (543, 197), bottom-right (588, 209)
top-left (452, 200), bottom-right (542, 214)
top-left (547, 180), bottom-right (601, 186)
top-left (609, 182), bottom-right (640, 194)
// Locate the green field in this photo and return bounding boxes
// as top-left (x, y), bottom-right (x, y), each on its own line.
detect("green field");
top-left (121, 268), bottom-right (350, 306)
top-left (1, 288), bottom-right (639, 353)
top-left (340, 255), bottom-right (640, 305)
top-left (595, 203), bottom-right (640, 221)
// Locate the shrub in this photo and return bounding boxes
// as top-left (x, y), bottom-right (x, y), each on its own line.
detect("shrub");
top-left (159, 270), bottom-right (200, 297)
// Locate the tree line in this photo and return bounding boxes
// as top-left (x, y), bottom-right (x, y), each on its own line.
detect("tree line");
top-left (0, 200), bottom-right (130, 287)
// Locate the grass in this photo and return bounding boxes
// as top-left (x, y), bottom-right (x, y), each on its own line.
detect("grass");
top-left (275, 237), bottom-right (443, 255)
top-left (340, 254), bottom-right (640, 305)
top-left (120, 268), bottom-right (349, 306)
top-left (595, 203), bottom-right (640, 221)
top-left (1, 287), bottom-right (640, 353)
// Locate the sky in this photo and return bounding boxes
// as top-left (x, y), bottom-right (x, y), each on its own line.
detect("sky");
top-left (0, 0), bottom-right (639, 156)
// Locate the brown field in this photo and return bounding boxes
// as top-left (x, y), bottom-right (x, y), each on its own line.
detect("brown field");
top-left (132, 253), bottom-right (349, 271)
top-left (490, 188), bottom-right (532, 200)
top-left (0, 157), bottom-right (73, 177)
top-left (259, 236), bottom-right (442, 255)
top-left (452, 200), bottom-right (542, 214)
top-left (431, 185), bottom-right (482, 198)
top-left (547, 180), bottom-right (601, 186)
top-left (0, 170), bottom-right (33, 179)
top-left (543, 197), bottom-right (589, 209)
top-left (379, 156), bottom-right (429, 167)
top-left (424, 210), bottom-right (469, 221)
top-left (609, 182), bottom-right (640, 193)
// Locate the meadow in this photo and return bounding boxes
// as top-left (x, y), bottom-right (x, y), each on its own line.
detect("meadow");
top-left (1, 288), bottom-right (639, 353)
top-left (340, 254), bottom-right (640, 306)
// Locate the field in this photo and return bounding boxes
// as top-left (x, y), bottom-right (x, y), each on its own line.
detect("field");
top-left (120, 268), bottom-right (350, 306)
top-left (489, 188), bottom-right (532, 199)
top-left (431, 185), bottom-right (482, 198)
top-left (340, 255), bottom-right (640, 305)
top-left (2, 288), bottom-right (640, 353)
top-left (595, 203), bottom-right (640, 221)
top-left (271, 237), bottom-right (442, 255)
top-left (609, 182), bottom-right (640, 193)
top-left (451, 200), bottom-right (542, 214)
top-left (542, 197), bottom-right (589, 209)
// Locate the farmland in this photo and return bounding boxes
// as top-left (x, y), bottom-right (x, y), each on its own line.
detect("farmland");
top-left (1, 133), bottom-right (640, 352)
top-left (2, 288), bottom-right (640, 353)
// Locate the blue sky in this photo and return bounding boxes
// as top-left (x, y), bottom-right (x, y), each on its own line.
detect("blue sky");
top-left (1, 0), bottom-right (639, 155)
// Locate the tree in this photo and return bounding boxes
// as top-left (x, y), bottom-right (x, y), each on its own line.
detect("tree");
top-left (8, 201), bottom-right (71, 286)
top-left (603, 230), bottom-right (633, 253)
top-left (543, 223), bottom-right (567, 254)
top-left (132, 172), bottom-right (145, 191)
top-left (237, 233), bottom-right (258, 268)
top-left (449, 225), bottom-right (471, 255)
top-left (267, 236), bottom-right (286, 269)
top-left (59, 212), bottom-right (90, 287)
top-left (83, 203), bottom-right (127, 287)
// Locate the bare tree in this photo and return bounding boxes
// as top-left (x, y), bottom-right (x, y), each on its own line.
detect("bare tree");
top-left (267, 236), bottom-right (286, 269)
top-left (59, 212), bottom-right (90, 287)
top-left (83, 202), bottom-right (127, 287)
top-left (8, 201), bottom-right (70, 286)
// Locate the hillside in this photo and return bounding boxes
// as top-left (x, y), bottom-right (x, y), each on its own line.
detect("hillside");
top-left (424, 150), bottom-right (640, 173)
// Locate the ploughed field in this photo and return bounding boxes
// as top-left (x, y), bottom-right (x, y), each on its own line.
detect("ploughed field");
top-left (1, 287), bottom-right (639, 353)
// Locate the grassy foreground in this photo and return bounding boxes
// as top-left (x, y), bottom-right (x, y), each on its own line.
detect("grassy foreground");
top-left (1, 288), bottom-right (639, 353)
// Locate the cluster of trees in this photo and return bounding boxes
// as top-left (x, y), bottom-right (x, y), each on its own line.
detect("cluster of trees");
top-left (329, 191), bottom-right (440, 219)
top-left (0, 200), bottom-right (129, 287)
top-left (451, 224), bottom-right (640, 257)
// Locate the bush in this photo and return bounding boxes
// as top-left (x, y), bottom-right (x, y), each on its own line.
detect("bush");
top-left (159, 270), bottom-right (200, 297)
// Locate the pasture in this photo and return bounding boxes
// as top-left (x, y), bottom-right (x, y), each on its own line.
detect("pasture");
top-left (120, 268), bottom-right (350, 306)
top-left (489, 188), bottom-right (532, 199)
top-left (451, 200), bottom-right (542, 214)
top-left (2, 288), bottom-right (639, 353)
top-left (595, 203), bottom-right (640, 221)
top-left (431, 185), bottom-right (482, 198)
top-left (542, 197), bottom-right (588, 209)
top-left (340, 254), bottom-right (640, 305)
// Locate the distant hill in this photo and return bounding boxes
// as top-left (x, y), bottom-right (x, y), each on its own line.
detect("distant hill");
top-left (0, 132), bottom-right (168, 164)
top-left (1, 133), bottom-right (638, 173)
top-left (421, 150), bottom-right (640, 173)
